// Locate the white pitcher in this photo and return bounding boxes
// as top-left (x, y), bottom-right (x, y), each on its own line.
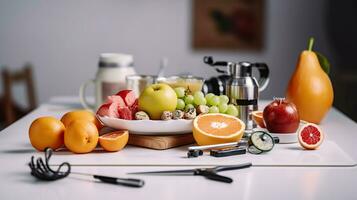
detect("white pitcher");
top-left (79, 53), bottom-right (136, 111)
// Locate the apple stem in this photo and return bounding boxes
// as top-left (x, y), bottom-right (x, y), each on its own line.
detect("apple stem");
top-left (308, 37), bottom-right (314, 51)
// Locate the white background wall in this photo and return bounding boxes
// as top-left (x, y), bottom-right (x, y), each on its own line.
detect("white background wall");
top-left (0, 0), bottom-right (335, 104)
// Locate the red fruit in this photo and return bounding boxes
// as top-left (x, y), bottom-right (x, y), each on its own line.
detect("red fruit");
top-left (263, 98), bottom-right (300, 133)
top-left (97, 103), bottom-right (110, 117)
top-left (130, 99), bottom-right (139, 113)
top-left (106, 95), bottom-right (126, 107)
top-left (118, 107), bottom-right (132, 120)
top-left (116, 90), bottom-right (136, 107)
top-left (97, 102), bottom-right (120, 118)
top-left (298, 123), bottom-right (324, 150)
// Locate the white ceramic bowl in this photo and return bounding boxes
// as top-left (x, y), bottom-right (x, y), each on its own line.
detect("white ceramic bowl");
top-left (97, 116), bottom-right (193, 135)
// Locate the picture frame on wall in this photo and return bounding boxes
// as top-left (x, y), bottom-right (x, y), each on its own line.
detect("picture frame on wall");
top-left (192, 0), bottom-right (265, 50)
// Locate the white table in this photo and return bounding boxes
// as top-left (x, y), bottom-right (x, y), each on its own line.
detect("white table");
top-left (1, 97), bottom-right (357, 200)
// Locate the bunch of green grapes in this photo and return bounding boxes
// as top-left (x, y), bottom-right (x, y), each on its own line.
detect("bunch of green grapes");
top-left (205, 93), bottom-right (238, 116)
top-left (174, 87), bottom-right (239, 117)
top-left (174, 87), bottom-right (199, 111)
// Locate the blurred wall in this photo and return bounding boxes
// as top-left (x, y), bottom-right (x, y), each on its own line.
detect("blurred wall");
top-left (0, 0), bottom-right (334, 104)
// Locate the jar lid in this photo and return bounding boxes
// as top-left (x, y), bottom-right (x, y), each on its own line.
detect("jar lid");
top-left (99, 53), bottom-right (134, 68)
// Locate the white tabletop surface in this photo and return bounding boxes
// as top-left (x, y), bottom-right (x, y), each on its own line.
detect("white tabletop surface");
top-left (1, 97), bottom-right (357, 200)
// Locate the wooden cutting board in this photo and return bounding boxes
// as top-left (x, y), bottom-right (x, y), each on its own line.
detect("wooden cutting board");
top-left (100, 127), bottom-right (195, 150)
top-left (128, 133), bottom-right (195, 150)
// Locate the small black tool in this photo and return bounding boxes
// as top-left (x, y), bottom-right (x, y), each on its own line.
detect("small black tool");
top-left (187, 140), bottom-right (248, 158)
top-left (210, 147), bottom-right (246, 157)
top-left (128, 162), bottom-right (252, 183)
top-left (28, 148), bottom-right (144, 188)
top-left (273, 136), bottom-right (280, 143)
top-left (187, 149), bottom-right (203, 158)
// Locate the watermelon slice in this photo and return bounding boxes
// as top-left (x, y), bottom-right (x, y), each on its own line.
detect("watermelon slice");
top-left (116, 90), bottom-right (136, 107)
top-left (118, 107), bottom-right (133, 120)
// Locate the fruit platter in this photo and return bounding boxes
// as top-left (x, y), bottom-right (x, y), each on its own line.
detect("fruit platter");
top-left (96, 83), bottom-right (240, 135)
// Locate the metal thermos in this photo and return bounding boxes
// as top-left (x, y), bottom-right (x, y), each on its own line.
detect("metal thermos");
top-left (203, 56), bottom-right (269, 130)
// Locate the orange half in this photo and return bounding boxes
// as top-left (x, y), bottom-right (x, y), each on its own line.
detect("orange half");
top-left (99, 130), bottom-right (129, 152)
top-left (252, 111), bottom-right (266, 128)
top-left (192, 113), bottom-right (245, 145)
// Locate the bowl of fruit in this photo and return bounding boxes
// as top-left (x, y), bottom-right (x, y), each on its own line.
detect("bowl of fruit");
top-left (96, 83), bottom-right (239, 135)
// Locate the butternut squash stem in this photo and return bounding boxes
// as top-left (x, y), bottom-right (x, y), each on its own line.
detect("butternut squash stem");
top-left (308, 37), bottom-right (314, 51)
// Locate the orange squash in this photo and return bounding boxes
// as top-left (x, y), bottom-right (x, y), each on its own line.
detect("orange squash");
top-left (286, 38), bottom-right (333, 124)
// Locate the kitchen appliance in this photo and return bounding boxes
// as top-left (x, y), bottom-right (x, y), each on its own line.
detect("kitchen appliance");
top-left (203, 56), bottom-right (269, 130)
top-left (79, 53), bottom-right (136, 110)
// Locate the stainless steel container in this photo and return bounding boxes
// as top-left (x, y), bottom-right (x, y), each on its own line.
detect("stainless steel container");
top-left (126, 75), bottom-right (157, 97)
top-left (203, 57), bottom-right (269, 130)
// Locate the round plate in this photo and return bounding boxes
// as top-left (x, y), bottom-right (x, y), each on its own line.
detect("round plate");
top-left (97, 116), bottom-right (193, 135)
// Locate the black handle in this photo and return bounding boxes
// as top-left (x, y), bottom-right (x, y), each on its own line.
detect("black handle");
top-left (204, 56), bottom-right (228, 68)
top-left (214, 163), bottom-right (252, 172)
top-left (93, 175), bottom-right (145, 188)
top-left (199, 171), bottom-right (233, 183)
top-left (252, 63), bottom-right (269, 92)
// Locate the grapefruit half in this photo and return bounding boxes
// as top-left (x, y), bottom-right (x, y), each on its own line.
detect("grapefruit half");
top-left (99, 130), bottom-right (129, 152)
top-left (298, 123), bottom-right (324, 150)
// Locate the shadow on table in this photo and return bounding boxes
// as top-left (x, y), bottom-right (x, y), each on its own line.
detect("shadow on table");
top-left (11, 171), bottom-right (54, 185)
top-left (0, 148), bottom-right (36, 154)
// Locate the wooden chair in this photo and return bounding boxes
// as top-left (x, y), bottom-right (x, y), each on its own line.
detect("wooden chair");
top-left (1, 64), bottom-right (37, 126)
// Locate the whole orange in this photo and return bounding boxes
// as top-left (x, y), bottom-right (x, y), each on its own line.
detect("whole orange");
top-left (29, 116), bottom-right (65, 151)
top-left (61, 110), bottom-right (102, 129)
top-left (64, 120), bottom-right (98, 153)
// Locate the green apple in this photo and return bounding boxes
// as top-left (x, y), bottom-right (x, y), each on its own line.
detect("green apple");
top-left (138, 83), bottom-right (177, 120)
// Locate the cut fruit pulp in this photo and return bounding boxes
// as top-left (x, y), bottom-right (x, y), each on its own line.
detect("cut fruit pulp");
top-left (99, 130), bottom-right (129, 152)
top-left (298, 123), bottom-right (324, 150)
top-left (192, 113), bottom-right (245, 145)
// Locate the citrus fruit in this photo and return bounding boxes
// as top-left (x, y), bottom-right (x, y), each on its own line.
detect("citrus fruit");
top-left (298, 123), bottom-right (324, 150)
top-left (252, 111), bottom-right (265, 128)
top-left (64, 120), bottom-right (99, 153)
top-left (61, 110), bottom-right (102, 129)
top-left (99, 130), bottom-right (129, 152)
top-left (192, 113), bottom-right (245, 145)
top-left (29, 116), bottom-right (65, 151)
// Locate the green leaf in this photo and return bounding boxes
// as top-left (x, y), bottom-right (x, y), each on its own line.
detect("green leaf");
top-left (315, 51), bottom-right (330, 75)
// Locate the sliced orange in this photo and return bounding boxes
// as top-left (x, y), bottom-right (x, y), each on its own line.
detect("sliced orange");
top-left (252, 111), bottom-right (265, 128)
top-left (99, 130), bottom-right (129, 152)
top-left (192, 113), bottom-right (245, 145)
